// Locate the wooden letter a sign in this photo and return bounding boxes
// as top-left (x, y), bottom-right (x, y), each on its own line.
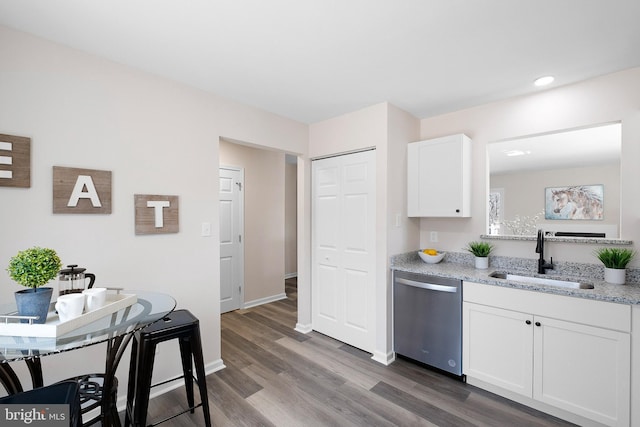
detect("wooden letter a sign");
top-left (53, 166), bottom-right (112, 214)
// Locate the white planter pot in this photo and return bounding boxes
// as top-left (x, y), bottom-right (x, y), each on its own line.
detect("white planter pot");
top-left (475, 256), bottom-right (489, 269)
top-left (604, 267), bottom-right (626, 285)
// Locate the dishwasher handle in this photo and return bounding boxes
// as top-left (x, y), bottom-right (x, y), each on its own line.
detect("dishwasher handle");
top-left (395, 277), bottom-right (459, 293)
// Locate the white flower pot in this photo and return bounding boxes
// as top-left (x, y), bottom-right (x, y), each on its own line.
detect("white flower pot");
top-left (475, 256), bottom-right (489, 269)
top-left (604, 267), bottom-right (626, 285)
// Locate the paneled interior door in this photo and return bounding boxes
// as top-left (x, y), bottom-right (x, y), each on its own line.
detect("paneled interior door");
top-left (219, 166), bottom-right (244, 313)
top-left (312, 150), bottom-right (376, 353)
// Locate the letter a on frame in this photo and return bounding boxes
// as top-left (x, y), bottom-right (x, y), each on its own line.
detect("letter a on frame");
top-left (53, 166), bottom-right (112, 214)
top-left (68, 175), bottom-right (102, 207)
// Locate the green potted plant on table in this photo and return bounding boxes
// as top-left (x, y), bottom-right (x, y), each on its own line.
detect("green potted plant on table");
top-left (7, 247), bottom-right (62, 323)
top-left (465, 241), bottom-right (494, 269)
top-left (594, 247), bottom-right (635, 285)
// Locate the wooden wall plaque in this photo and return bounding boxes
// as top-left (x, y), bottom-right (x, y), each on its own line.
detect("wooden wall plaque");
top-left (53, 166), bottom-right (112, 214)
top-left (135, 194), bottom-right (179, 235)
top-left (0, 134), bottom-right (31, 188)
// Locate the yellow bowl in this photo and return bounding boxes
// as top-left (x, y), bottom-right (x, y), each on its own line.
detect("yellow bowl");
top-left (418, 250), bottom-right (445, 264)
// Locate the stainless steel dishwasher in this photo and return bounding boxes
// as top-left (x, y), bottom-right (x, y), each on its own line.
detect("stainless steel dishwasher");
top-left (393, 270), bottom-right (463, 377)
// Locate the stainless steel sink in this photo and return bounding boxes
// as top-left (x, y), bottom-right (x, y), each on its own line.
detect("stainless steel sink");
top-left (489, 271), bottom-right (594, 289)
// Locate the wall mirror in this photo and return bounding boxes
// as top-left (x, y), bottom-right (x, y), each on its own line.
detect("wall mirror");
top-left (487, 122), bottom-right (623, 241)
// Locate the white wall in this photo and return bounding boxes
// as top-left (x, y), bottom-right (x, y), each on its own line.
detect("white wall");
top-left (381, 104), bottom-right (420, 361)
top-left (309, 103), bottom-right (388, 158)
top-left (0, 25), bottom-right (307, 397)
top-left (420, 67), bottom-right (640, 266)
top-left (387, 104), bottom-right (421, 256)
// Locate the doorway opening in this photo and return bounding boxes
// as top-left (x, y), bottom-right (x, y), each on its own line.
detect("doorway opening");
top-left (219, 138), bottom-right (298, 313)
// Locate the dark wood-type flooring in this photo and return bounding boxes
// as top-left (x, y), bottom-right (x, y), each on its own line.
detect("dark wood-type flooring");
top-left (131, 278), bottom-right (575, 426)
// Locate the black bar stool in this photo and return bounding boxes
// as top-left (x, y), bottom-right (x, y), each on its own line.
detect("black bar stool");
top-left (124, 309), bottom-right (211, 427)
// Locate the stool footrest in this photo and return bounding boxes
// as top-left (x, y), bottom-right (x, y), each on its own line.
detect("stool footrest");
top-left (147, 403), bottom-right (204, 427)
top-left (149, 373), bottom-right (201, 390)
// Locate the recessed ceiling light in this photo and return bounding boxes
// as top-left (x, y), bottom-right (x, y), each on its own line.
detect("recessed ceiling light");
top-left (503, 149), bottom-right (531, 157)
top-left (534, 76), bottom-right (554, 87)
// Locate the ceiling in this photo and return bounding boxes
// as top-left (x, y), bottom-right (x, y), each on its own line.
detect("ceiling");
top-left (1, 0), bottom-right (639, 124)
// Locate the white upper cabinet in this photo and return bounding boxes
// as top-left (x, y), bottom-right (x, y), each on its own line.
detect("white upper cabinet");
top-left (407, 134), bottom-right (471, 217)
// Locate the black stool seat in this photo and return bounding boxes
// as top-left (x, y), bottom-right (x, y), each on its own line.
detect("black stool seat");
top-left (124, 309), bottom-right (211, 427)
top-left (0, 380), bottom-right (82, 427)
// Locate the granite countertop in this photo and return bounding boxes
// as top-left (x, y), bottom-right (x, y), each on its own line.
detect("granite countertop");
top-left (391, 251), bottom-right (640, 305)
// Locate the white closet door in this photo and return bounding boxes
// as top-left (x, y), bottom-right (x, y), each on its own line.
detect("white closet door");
top-left (312, 150), bottom-right (376, 352)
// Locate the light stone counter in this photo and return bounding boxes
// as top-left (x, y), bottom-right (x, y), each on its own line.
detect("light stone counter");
top-left (391, 251), bottom-right (640, 305)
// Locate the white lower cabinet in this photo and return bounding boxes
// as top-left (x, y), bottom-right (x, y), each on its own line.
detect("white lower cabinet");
top-left (463, 281), bottom-right (631, 426)
top-left (533, 316), bottom-right (630, 424)
top-left (464, 303), bottom-right (533, 396)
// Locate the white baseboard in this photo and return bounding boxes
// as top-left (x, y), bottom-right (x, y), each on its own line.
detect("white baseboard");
top-left (284, 272), bottom-right (298, 279)
top-left (115, 358), bottom-right (225, 413)
top-left (294, 323), bottom-right (312, 334)
top-left (371, 350), bottom-right (395, 366)
top-left (243, 293), bottom-right (287, 309)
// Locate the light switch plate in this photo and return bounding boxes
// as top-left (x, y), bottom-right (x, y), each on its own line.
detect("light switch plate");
top-left (201, 222), bottom-right (211, 237)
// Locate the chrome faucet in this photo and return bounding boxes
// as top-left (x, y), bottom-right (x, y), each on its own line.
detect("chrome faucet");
top-left (535, 229), bottom-right (554, 274)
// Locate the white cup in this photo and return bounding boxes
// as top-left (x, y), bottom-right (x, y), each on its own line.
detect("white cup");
top-left (83, 287), bottom-right (107, 311)
top-left (55, 293), bottom-right (85, 322)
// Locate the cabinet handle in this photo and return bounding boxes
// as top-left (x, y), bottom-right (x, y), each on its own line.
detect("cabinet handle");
top-left (455, 209), bottom-right (460, 213)
top-left (525, 320), bottom-right (531, 325)
top-left (535, 321), bottom-right (541, 327)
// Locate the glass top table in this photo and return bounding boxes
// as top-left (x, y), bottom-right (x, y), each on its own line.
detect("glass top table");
top-left (0, 290), bottom-right (176, 426)
top-left (0, 290), bottom-right (176, 362)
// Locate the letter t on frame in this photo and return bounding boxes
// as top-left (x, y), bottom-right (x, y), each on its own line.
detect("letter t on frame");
top-left (135, 194), bottom-right (179, 235)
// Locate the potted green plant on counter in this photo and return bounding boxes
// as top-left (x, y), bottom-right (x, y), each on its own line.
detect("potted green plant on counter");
top-left (594, 247), bottom-right (635, 285)
top-left (465, 241), bottom-right (494, 269)
top-left (7, 246), bottom-right (62, 323)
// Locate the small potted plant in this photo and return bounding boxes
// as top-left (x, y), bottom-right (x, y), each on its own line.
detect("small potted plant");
top-left (7, 246), bottom-right (62, 323)
top-left (594, 247), bottom-right (635, 285)
top-left (465, 241), bottom-right (494, 269)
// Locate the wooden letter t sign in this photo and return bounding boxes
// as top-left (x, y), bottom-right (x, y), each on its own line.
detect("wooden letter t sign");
top-left (135, 194), bottom-right (179, 235)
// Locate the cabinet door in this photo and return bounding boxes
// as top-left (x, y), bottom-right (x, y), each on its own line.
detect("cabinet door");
top-left (533, 316), bottom-right (630, 427)
top-left (407, 134), bottom-right (471, 217)
top-left (463, 303), bottom-right (533, 397)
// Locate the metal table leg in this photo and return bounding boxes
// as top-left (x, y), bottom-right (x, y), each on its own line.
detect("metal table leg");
top-left (0, 363), bottom-right (23, 394)
top-left (0, 357), bottom-right (43, 394)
